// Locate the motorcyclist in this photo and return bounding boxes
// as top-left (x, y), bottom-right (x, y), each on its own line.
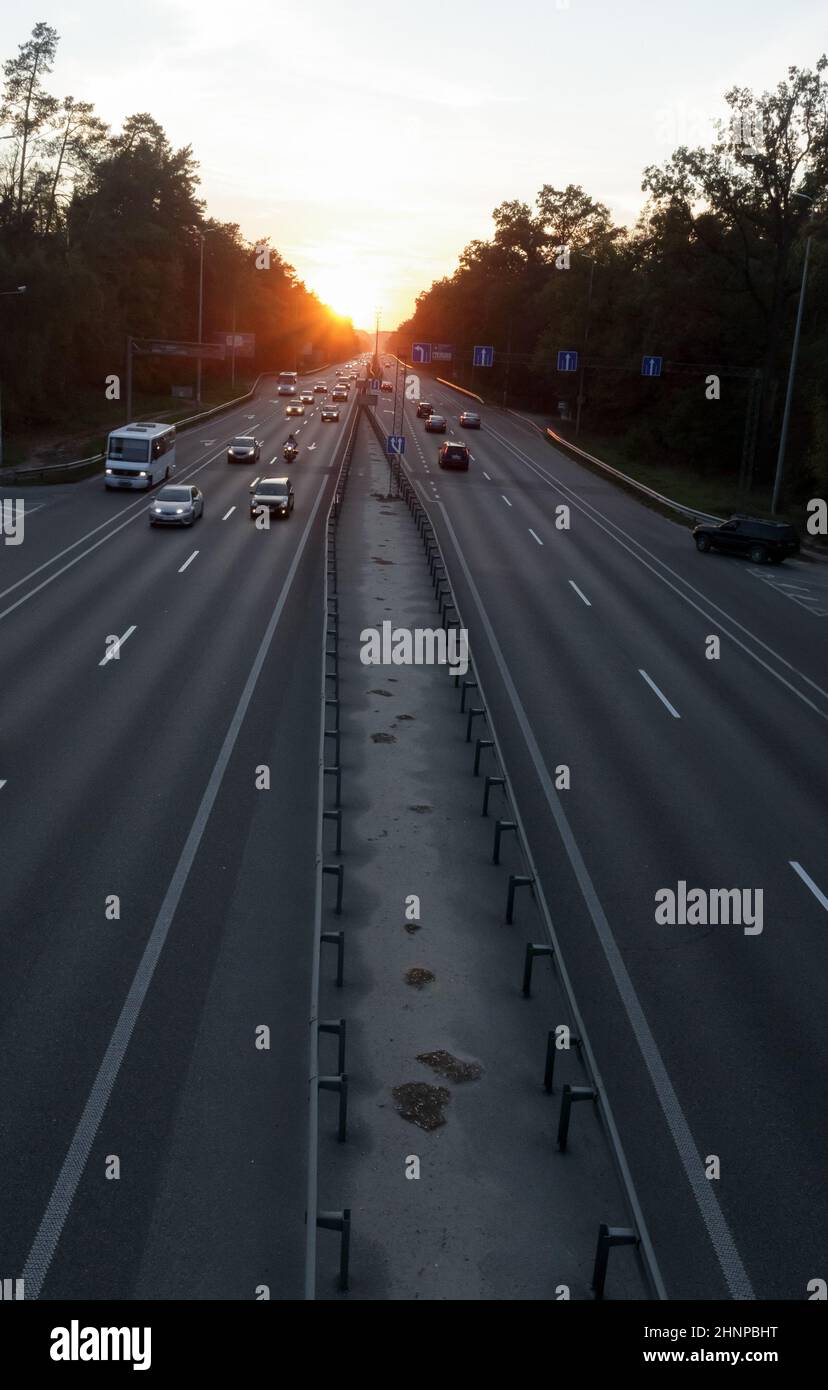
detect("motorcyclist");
top-left (286, 432), bottom-right (297, 450)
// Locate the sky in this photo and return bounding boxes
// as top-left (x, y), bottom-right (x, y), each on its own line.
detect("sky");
top-left (1, 0), bottom-right (825, 330)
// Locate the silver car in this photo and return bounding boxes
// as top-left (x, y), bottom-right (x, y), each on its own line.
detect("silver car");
top-left (149, 484), bottom-right (204, 526)
top-left (227, 435), bottom-right (261, 463)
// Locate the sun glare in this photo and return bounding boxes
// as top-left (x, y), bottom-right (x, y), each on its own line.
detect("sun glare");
top-left (309, 265), bottom-right (378, 333)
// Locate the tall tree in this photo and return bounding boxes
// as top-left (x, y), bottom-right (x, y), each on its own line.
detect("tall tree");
top-left (0, 22), bottom-right (59, 226)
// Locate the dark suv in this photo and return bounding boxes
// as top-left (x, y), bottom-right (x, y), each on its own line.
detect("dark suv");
top-left (692, 515), bottom-right (800, 565)
top-left (438, 442), bottom-right (470, 471)
top-left (416, 401), bottom-right (433, 418)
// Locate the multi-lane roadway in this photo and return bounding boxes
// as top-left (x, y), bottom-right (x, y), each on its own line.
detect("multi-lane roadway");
top-left (0, 369), bottom-right (356, 1299)
top-left (3, 354), bottom-right (825, 1301)
top-left (388, 367), bottom-right (828, 1299)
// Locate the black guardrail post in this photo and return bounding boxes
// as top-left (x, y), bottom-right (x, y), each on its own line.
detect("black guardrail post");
top-left (475, 740), bottom-right (495, 778)
top-left (316, 1210), bottom-right (351, 1292)
top-left (493, 819), bottom-right (517, 865)
top-left (323, 808), bottom-right (342, 854)
top-left (591, 1224), bottom-right (638, 1301)
top-left (481, 772), bottom-right (504, 811)
top-left (506, 874), bottom-right (534, 923)
top-left (522, 942), bottom-right (554, 997)
top-left (321, 929), bottom-right (345, 986)
top-left (319, 1073), bottom-right (348, 1142)
top-left (319, 1018), bottom-right (347, 1075)
top-left (557, 1083), bottom-right (597, 1151)
top-left (322, 863), bottom-right (344, 914)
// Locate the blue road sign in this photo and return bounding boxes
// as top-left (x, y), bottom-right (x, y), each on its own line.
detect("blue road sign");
top-left (473, 345), bottom-right (495, 368)
top-left (557, 350), bottom-right (579, 372)
top-left (642, 355), bottom-right (663, 377)
top-left (369, 378), bottom-right (382, 392)
top-left (411, 342), bottom-right (432, 364)
top-left (387, 435), bottom-right (406, 455)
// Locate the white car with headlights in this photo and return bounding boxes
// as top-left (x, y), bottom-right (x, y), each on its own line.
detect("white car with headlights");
top-left (149, 484), bottom-right (204, 527)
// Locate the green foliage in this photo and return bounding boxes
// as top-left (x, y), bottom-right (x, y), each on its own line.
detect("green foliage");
top-left (0, 25), bottom-right (359, 440)
top-left (392, 57), bottom-right (828, 505)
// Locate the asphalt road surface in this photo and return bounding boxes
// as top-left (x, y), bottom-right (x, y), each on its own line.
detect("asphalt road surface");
top-left (385, 366), bottom-right (828, 1300)
top-left (0, 368), bottom-right (356, 1299)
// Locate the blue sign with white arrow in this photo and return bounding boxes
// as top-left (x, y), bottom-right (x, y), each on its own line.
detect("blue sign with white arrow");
top-left (642, 355), bottom-right (663, 377)
top-left (473, 345), bottom-right (494, 368)
top-left (386, 435), bottom-right (406, 455)
top-left (557, 350), bottom-right (579, 372)
top-left (411, 342), bottom-right (432, 364)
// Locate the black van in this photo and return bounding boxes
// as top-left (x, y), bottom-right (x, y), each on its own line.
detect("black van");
top-left (692, 515), bottom-right (800, 565)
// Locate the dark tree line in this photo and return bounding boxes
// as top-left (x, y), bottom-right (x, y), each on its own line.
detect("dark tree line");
top-left (0, 23), bottom-right (359, 435)
top-left (391, 59), bottom-right (828, 508)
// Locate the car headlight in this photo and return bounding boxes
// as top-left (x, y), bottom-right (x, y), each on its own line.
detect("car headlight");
top-left (176, 508), bottom-right (184, 514)
top-left (139, 471), bottom-right (148, 477)
top-left (105, 467), bottom-right (113, 474)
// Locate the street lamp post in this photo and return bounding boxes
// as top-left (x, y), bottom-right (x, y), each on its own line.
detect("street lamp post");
top-left (575, 258), bottom-right (595, 437)
top-left (772, 193), bottom-right (815, 516)
top-left (196, 232), bottom-right (206, 405)
top-left (0, 286), bottom-right (28, 471)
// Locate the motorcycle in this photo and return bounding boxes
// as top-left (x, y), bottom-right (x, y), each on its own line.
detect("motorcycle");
top-left (283, 444), bottom-right (298, 464)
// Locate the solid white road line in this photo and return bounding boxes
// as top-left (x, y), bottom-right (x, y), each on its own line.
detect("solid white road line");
top-left (638, 669), bottom-right (681, 719)
top-left (178, 551), bottom-right (199, 573)
top-left (99, 625), bottom-right (136, 666)
top-left (23, 476), bottom-right (330, 1300)
top-left (790, 861), bottom-right (828, 914)
top-left (222, 507), bottom-right (236, 520)
top-left (569, 580), bottom-right (591, 606)
top-left (501, 495), bottom-right (512, 507)
top-left (529, 529), bottom-right (543, 546)
top-left (433, 498), bottom-right (750, 1299)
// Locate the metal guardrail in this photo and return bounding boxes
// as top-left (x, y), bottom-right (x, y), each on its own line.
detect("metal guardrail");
top-left (0, 364), bottom-right (336, 485)
top-left (305, 395), bottom-right (361, 1299)
top-left (537, 422), bottom-right (724, 523)
top-left (434, 375), bottom-right (485, 404)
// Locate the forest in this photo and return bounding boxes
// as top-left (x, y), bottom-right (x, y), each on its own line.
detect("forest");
top-left (0, 22), bottom-right (360, 460)
top-left (391, 59), bottom-right (828, 516)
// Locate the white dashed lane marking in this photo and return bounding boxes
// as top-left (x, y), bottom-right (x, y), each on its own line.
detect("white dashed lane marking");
top-left (99, 626), bottom-right (136, 666)
top-left (638, 669), bottom-right (681, 719)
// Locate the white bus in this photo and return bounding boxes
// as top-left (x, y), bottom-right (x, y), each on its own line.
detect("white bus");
top-left (104, 423), bottom-right (177, 490)
top-left (277, 370), bottom-right (298, 396)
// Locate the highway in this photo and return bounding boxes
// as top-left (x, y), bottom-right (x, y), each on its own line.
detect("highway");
top-left (0, 370), bottom-right (355, 1299)
top-left (2, 356), bottom-right (825, 1302)
top-left (388, 369), bottom-right (828, 1300)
